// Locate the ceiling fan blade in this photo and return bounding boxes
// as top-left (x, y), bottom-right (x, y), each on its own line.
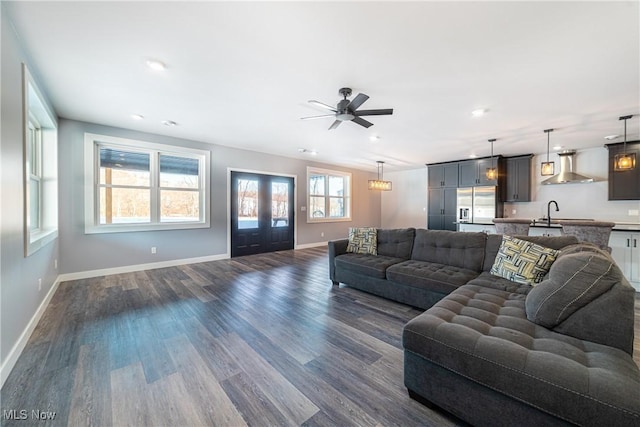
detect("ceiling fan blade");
top-left (308, 100), bottom-right (337, 112)
top-left (300, 114), bottom-right (335, 120)
top-left (355, 108), bottom-right (394, 116)
top-left (348, 93), bottom-right (369, 111)
top-left (352, 116), bottom-right (373, 128)
top-left (328, 120), bottom-right (342, 130)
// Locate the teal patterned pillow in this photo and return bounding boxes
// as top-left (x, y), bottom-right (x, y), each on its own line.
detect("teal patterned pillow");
top-left (346, 227), bottom-right (378, 255)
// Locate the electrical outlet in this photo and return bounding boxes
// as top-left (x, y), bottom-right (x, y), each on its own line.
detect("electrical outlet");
top-left (151, 247), bottom-right (157, 254)
top-left (629, 209), bottom-right (639, 216)
top-left (38, 278), bottom-right (42, 291)
top-left (511, 209), bottom-right (517, 215)
top-left (54, 259), bottom-right (58, 270)
top-left (321, 232), bottom-right (324, 237)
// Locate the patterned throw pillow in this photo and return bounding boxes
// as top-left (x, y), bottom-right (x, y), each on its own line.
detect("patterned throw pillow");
top-left (490, 235), bottom-right (559, 285)
top-left (346, 227), bottom-right (378, 255)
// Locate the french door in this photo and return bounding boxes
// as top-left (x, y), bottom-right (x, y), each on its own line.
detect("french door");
top-left (230, 171), bottom-right (294, 257)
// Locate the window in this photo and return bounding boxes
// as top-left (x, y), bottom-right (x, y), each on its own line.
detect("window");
top-left (307, 167), bottom-right (351, 222)
top-left (84, 133), bottom-right (210, 233)
top-left (23, 65), bottom-right (58, 256)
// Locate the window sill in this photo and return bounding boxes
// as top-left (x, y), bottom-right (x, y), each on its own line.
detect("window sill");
top-left (26, 228), bottom-right (58, 256)
top-left (85, 221), bottom-right (210, 234)
top-left (307, 217), bottom-right (352, 224)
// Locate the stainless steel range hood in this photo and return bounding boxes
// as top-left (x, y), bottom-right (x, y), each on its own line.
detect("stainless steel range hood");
top-left (541, 150), bottom-right (594, 185)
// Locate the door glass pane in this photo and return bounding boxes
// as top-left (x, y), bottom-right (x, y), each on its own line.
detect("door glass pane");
top-left (310, 196), bottom-right (325, 218)
top-left (271, 181), bottom-right (289, 227)
top-left (238, 178), bottom-right (259, 229)
top-left (161, 190), bottom-right (200, 222)
top-left (99, 187), bottom-right (150, 224)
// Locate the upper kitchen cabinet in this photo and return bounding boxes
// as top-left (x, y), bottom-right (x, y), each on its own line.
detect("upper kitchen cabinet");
top-left (502, 155), bottom-right (532, 202)
top-left (458, 158), bottom-right (499, 187)
top-left (427, 163), bottom-right (459, 188)
top-left (606, 141), bottom-right (640, 200)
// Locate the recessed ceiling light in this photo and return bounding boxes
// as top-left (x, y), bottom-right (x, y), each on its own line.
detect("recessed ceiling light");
top-left (471, 108), bottom-right (488, 117)
top-left (131, 114), bottom-right (144, 120)
top-left (162, 120), bottom-right (177, 126)
top-left (298, 148), bottom-right (306, 153)
top-left (469, 154), bottom-right (478, 158)
top-left (146, 59), bottom-right (166, 71)
top-left (604, 134), bottom-right (621, 140)
top-left (370, 135), bottom-right (380, 142)
top-left (553, 145), bottom-right (563, 150)
top-left (309, 151), bottom-right (318, 156)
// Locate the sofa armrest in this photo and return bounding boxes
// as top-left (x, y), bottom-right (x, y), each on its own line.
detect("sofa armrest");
top-left (328, 238), bottom-right (349, 285)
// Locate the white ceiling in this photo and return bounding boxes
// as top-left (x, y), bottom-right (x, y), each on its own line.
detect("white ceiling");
top-left (5, 1), bottom-right (640, 172)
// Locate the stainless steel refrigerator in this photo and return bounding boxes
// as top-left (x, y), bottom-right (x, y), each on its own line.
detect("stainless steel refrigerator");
top-left (456, 186), bottom-right (502, 225)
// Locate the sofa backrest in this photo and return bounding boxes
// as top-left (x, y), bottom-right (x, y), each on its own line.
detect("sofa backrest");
top-left (377, 228), bottom-right (416, 259)
top-left (411, 229), bottom-right (487, 271)
top-left (482, 234), bottom-right (580, 271)
top-left (525, 244), bottom-right (636, 355)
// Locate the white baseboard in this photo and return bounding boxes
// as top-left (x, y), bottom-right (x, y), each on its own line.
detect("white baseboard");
top-left (57, 253), bottom-right (230, 282)
top-left (0, 276), bottom-right (61, 388)
top-left (296, 241), bottom-right (327, 250)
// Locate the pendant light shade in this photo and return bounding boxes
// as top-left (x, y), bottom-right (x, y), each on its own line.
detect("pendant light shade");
top-left (368, 161), bottom-right (392, 191)
top-left (541, 129), bottom-right (555, 176)
top-left (485, 139), bottom-right (497, 180)
top-left (614, 115), bottom-right (636, 171)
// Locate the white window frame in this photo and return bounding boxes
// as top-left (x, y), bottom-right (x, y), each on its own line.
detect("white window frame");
top-left (23, 64), bottom-right (58, 257)
top-left (84, 133), bottom-right (211, 234)
top-left (306, 166), bottom-right (352, 223)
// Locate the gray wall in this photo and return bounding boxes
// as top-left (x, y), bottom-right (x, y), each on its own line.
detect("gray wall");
top-left (1, 6), bottom-right (59, 367)
top-left (58, 119), bottom-right (381, 274)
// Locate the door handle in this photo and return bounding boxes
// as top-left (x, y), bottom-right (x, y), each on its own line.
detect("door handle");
top-left (628, 238), bottom-right (631, 248)
top-left (634, 239), bottom-right (637, 248)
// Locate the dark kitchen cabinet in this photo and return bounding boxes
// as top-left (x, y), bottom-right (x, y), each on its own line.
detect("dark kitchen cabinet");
top-left (458, 158), bottom-right (499, 187)
top-left (428, 188), bottom-right (457, 231)
top-left (503, 155), bottom-right (532, 202)
top-left (606, 141), bottom-right (640, 200)
top-left (428, 163), bottom-right (459, 188)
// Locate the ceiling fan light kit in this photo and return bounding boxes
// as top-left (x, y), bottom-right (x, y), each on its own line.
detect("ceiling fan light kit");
top-left (485, 138), bottom-right (497, 180)
top-left (368, 161), bottom-right (392, 191)
top-left (541, 128), bottom-right (555, 176)
top-left (301, 87), bottom-right (393, 130)
top-left (614, 114), bottom-right (636, 171)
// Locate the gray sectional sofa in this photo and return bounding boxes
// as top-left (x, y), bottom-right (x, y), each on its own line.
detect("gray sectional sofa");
top-left (328, 228), bottom-right (640, 426)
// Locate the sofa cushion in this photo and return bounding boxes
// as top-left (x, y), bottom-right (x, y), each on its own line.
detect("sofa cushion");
top-left (525, 246), bottom-right (636, 353)
top-left (377, 228), bottom-right (415, 259)
top-left (403, 284), bottom-right (640, 425)
top-left (386, 260), bottom-right (480, 294)
top-left (346, 227), bottom-right (377, 255)
top-left (334, 253), bottom-right (405, 279)
top-left (411, 229), bottom-right (486, 272)
top-left (466, 271), bottom-right (533, 295)
top-left (483, 234), bottom-right (579, 272)
top-left (490, 235), bottom-right (559, 285)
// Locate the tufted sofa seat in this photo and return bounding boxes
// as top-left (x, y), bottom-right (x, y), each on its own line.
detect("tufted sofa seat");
top-left (403, 284), bottom-right (640, 426)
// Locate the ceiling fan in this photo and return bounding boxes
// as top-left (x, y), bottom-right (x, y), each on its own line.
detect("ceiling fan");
top-left (301, 87), bottom-right (393, 130)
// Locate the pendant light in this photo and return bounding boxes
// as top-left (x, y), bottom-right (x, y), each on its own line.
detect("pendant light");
top-left (614, 115), bottom-right (636, 171)
top-left (368, 161), bottom-right (392, 191)
top-left (541, 129), bottom-right (555, 176)
top-left (485, 139), bottom-right (497, 180)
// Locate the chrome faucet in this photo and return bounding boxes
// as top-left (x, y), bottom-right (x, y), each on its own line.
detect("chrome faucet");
top-left (547, 200), bottom-right (559, 227)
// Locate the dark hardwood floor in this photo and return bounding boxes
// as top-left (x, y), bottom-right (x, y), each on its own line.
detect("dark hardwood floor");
top-left (1, 247), bottom-right (639, 426)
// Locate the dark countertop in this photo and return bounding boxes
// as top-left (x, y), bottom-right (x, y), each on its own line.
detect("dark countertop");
top-left (457, 220), bottom-right (640, 232)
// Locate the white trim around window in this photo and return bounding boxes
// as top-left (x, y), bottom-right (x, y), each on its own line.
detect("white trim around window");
top-left (306, 166), bottom-right (351, 223)
top-left (23, 64), bottom-right (58, 257)
top-left (84, 133), bottom-right (211, 234)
